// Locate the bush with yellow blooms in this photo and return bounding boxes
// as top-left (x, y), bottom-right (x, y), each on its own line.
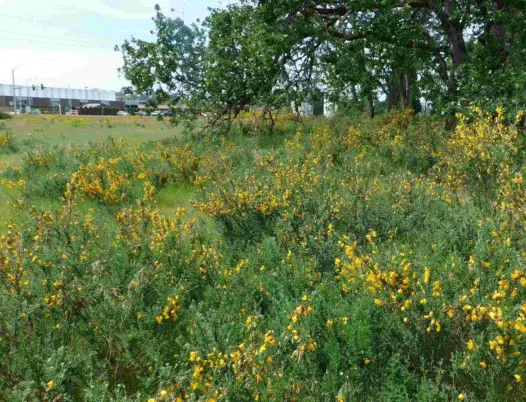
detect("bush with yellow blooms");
top-left (0, 108), bottom-right (524, 401)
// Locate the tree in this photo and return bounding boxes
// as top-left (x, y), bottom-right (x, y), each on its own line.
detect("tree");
top-left (247, 0), bottom-right (525, 127)
top-left (118, 5), bottom-right (206, 125)
top-left (119, 1), bottom-right (525, 131)
top-left (118, 5), bottom-right (290, 132)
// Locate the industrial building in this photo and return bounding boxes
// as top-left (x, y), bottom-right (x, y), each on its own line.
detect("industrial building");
top-left (0, 84), bottom-right (124, 112)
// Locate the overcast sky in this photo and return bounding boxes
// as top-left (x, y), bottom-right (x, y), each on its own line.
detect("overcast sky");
top-left (0, 0), bottom-right (224, 90)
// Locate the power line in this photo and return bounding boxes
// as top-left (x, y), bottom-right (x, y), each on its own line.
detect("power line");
top-left (0, 29), bottom-right (107, 47)
top-left (0, 14), bottom-right (137, 43)
top-left (0, 14), bottom-right (88, 31)
top-left (0, 14), bottom-right (51, 24)
top-left (0, 35), bottom-right (112, 49)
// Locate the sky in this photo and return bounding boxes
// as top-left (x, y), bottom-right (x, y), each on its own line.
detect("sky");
top-left (0, 0), bottom-right (225, 91)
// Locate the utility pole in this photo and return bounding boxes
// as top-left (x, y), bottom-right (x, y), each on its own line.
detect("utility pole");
top-left (68, 84), bottom-right (72, 110)
top-left (26, 78), bottom-right (33, 112)
top-left (12, 65), bottom-right (21, 113)
top-left (173, 3), bottom-right (186, 23)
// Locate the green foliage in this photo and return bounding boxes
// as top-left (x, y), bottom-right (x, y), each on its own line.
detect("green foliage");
top-left (0, 109), bottom-right (12, 120)
top-left (119, 2), bottom-right (526, 130)
top-left (0, 111), bottom-right (525, 401)
top-left (118, 5), bottom-right (206, 126)
top-left (0, 122), bottom-right (17, 154)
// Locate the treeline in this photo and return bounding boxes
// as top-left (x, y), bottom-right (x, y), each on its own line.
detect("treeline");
top-left (118, 1), bottom-right (526, 130)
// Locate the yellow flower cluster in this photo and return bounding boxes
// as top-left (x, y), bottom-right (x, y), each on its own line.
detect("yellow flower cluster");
top-left (156, 295), bottom-right (182, 324)
top-left (438, 107), bottom-right (521, 189)
top-left (0, 132), bottom-right (13, 148)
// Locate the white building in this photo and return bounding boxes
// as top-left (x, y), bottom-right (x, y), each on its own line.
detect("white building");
top-left (0, 84), bottom-right (119, 111)
top-left (0, 84), bottom-right (116, 101)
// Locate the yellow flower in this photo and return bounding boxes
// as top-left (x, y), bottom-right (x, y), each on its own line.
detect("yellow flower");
top-left (479, 361), bottom-right (487, 369)
top-left (364, 358), bottom-right (371, 365)
top-left (47, 380), bottom-right (55, 388)
top-left (466, 339), bottom-right (474, 351)
top-left (160, 390), bottom-right (168, 398)
top-left (424, 267), bottom-right (430, 285)
top-left (458, 393), bottom-right (465, 401)
top-left (156, 315), bottom-right (163, 324)
top-left (337, 395), bottom-right (344, 402)
top-left (515, 374), bottom-right (521, 382)
top-left (374, 299), bottom-right (385, 306)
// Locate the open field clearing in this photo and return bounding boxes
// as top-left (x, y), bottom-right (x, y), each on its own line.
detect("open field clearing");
top-left (0, 115), bottom-right (180, 166)
top-left (0, 115), bottom-right (181, 232)
top-left (0, 110), bottom-right (525, 401)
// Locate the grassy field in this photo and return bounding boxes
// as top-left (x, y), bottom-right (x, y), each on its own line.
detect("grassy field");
top-left (0, 110), bottom-right (525, 401)
top-left (1, 115), bottom-right (180, 166)
top-left (0, 115), bottom-right (180, 231)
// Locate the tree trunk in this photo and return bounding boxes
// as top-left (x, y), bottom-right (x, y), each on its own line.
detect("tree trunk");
top-left (401, 73), bottom-right (411, 109)
top-left (387, 71), bottom-right (411, 112)
top-left (439, 0), bottom-right (467, 68)
top-left (367, 91), bottom-right (375, 119)
top-left (351, 85), bottom-right (358, 102)
top-left (445, 113), bottom-right (457, 131)
top-left (387, 77), bottom-right (400, 113)
top-left (435, 0), bottom-right (467, 130)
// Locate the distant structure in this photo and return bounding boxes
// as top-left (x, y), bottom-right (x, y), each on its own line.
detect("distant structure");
top-left (0, 84), bottom-right (124, 112)
top-left (291, 98), bottom-right (333, 117)
top-left (116, 92), bottom-right (151, 111)
top-left (324, 100), bottom-right (338, 117)
top-left (291, 101), bottom-right (314, 116)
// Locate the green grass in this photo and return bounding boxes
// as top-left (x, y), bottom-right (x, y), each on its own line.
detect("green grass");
top-left (0, 185), bottom-right (18, 231)
top-left (1, 115), bottom-right (180, 167)
top-left (156, 183), bottom-right (219, 237)
top-left (0, 115), bottom-right (181, 233)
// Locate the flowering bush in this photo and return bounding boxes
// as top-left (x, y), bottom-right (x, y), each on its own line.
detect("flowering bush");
top-left (0, 122), bottom-right (17, 153)
top-left (0, 108), bottom-right (524, 401)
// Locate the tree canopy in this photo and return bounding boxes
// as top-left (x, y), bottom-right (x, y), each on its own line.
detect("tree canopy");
top-left (118, 1), bottom-right (526, 129)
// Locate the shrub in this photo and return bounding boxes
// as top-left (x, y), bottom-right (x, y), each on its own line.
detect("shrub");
top-left (0, 122), bottom-right (17, 153)
top-left (0, 109), bottom-right (12, 120)
top-left (0, 109), bottom-right (524, 401)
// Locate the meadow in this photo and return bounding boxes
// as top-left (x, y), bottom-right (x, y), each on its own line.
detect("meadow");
top-left (0, 115), bottom-right (179, 165)
top-left (0, 109), bottom-right (525, 401)
top-left (0, 115), bottom-right (180, 232)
